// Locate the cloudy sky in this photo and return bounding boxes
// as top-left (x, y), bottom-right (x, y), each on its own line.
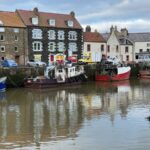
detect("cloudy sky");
top-left (0, 0), bottom-right (150, 33)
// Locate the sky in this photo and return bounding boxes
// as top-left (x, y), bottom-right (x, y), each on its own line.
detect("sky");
top-left (0, 0), bottom-right (150, 33)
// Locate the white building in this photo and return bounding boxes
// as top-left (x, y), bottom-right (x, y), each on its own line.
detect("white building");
top-left (103, 26), bottom-right (150, 63)
top-left (83, 26), bottom-right (107, 61)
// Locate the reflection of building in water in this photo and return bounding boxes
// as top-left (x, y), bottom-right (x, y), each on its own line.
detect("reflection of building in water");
top-left (0, 81), bottom-right (150, 149)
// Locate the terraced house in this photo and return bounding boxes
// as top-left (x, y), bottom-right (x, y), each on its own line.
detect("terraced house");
top-left (16, 8), bottom-right (83, 64)
top-left (0, 11), bottom-right (27, 65)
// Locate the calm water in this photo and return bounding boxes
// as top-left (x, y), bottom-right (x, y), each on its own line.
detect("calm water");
top-left (0, 80), bottom-right (150, 150)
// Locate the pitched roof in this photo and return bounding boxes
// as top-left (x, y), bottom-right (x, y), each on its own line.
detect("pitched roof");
top-left (127, 33), bottom-right (150, 42)
top-left (0, 11), bottom-right (25, 27)
top-left (83, 32), bottom-right (106, 43)
top-left (16, 9), bottom-right (82, 29)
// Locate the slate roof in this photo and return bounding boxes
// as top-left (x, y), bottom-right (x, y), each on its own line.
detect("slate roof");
top-left (17, 9), bottom-right (82, 29)
top-left (102, 33), bottom-right (110, 41)
top-left (0, 11), bottom-right (25, 27)
top-left (84, 32), bottom-right (106, 43)
top-left (127, 33), bottom-right (150, 42)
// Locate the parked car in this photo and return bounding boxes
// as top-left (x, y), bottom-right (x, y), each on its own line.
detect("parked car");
top-left (27, 60), bottom-right (47, 67)
top-left (1, 59), bottom-right (18, 67)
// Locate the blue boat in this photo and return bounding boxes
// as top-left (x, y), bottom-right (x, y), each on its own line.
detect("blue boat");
top-left (0, 77), bottom-right (7, 91)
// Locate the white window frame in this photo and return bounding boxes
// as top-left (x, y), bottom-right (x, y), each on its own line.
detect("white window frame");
top-left (48, 30), bottom-right (56, 40)
top-left (14, 35), bottom-right (18, 41)
top-left (68, 31), bottom-right (77, 40)
top-left (69, 43), bottom-right (77, 52)
top-left (0, 46), bottom-right (5, 52)
top-left (48, 42), bottom-right (56, 52)
top-left (32, 29), bottom-right (42, 39)
top-left (31, 17), bottom-right (38, 25)
top-left (13, 28), bottom-right (19, 33)
top-left (0, 27), bottom-right (5, 32)
top-left (67, 20), bottom-right (74, 27)
top-left (58, 42), bottom-right (65, 52)
top-left (58, 30), bottom-right (64, 40)
top-left (48, 19), bottom-right (56, 26)
top-left (32, 41), bottom-right (43, 51)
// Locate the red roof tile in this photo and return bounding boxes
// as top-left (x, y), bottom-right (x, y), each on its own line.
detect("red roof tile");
top-left (0, 11), bottom-right (25, 27)
top-left (16, 9), bottom-right (82, 29)
top-left (83, 32), bottom-right (106, 43)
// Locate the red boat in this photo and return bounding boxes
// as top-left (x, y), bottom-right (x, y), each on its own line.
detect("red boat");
top-left (139, 70), bottom-right (150, 79)
top-left (95, 57), bottom-right (131, 81)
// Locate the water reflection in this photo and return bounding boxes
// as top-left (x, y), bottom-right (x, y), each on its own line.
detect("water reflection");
top-left (0, 80), bottom-right (150, 149)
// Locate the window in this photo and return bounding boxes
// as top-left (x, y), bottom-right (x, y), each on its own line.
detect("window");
top-left (0, 35), bottom-right (4, 41)
top-left (14, 35), bottom-right (18, 41)
top-left (68, 31), bottom-right (77, 40)
top-left (58, 30), bottom-right (64, 40)
top-left (31, 17), bottom-right (38, 25)
top-left (48, 30), bottom-right (56, 40)
top-left (125, 46), bottom-right (129, 53)
top-left (48, 42), bottom-right (56, 52)
top-left (87, 44), bottom-right (91, 52)
top-left (147, 43), bottom-right (150, 47)
top-left (67, 20), bottom-right (74, 27)
top-left (101, 44), bottom-right (104, 52)
top-left (116, 45), bottom-right (119, 52)
top-left (0, 46), bottom-right (5, 52)
top-left (32, 41), bottom-right (43, 51)
top-left (147, 49), bottom-right (150, 52)
top-left (58, 42), bottom-right (65, 52)
top-left (34, 54), bottom-right (41, 61)
top-left (139, 49), bottom-right (143, 53)
top-left (126, 55), bottom-right (129, 61)
top-left (69, 43), bottom-right (77, 52)
top-left (32, 29), bottom-right (42, 39)
top-left (14, 47), bottom-right (18, 52)
top-left (13, 28), bottom-right (19, 33)
top-left (0, 27), bottom-right (5, 32)
top-left (48, 19), bottom-right (55, 26)
top-left (107, 45), bottom-right (110, 52)
top-left (0, 20), bottom-right (3, 25)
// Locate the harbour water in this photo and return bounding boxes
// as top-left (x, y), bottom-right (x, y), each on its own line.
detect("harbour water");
top-left (0, 79), bottom-right (150, 150)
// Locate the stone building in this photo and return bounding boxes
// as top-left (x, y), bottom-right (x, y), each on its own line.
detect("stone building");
top-left (0, 11), bottom-right (27, 65)
top-left (16, 8), bottom-right (83, 64)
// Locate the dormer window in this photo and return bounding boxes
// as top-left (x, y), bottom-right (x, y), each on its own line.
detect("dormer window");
top-left (67, 20), bottom-right (73, 27)
top-left (0, 27), bottom-right (5, 32)
top-left (0, 20), bottom-right (3, 26)
top-left (49, 19), bottom-right (56, 26)
top-left (31, 17), bottom-right (38, 25)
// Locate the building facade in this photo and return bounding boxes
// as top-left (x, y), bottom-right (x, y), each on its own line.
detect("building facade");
top-left (0, 11), bottom-right (27, 65)
top-left (17, 8), bottom-right (83, 64)
top-left (83, 26), bottom-right (106, 60)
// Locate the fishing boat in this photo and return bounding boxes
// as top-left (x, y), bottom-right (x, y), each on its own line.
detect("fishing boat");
top-left (95, 56), bottom-right (131, 81)
top-left (24, 64), bottom-right (87, 89)
top-left (0, 77), bottom-right (7, 91)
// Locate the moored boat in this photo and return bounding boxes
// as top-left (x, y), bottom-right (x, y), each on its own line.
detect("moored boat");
top-left (95, 57), bottom-right (131, 81)
top-left (0, 77), bottom-right (7, 91)
top-left (24, 64), bottom-right (87, 89)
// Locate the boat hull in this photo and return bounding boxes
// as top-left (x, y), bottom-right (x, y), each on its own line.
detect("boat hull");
top-left (96, 70), bottom-right (131, 81)
top-left (24, 74), bottom-right (87, 89)
top-left (139, 70), bottom-right (150, 79)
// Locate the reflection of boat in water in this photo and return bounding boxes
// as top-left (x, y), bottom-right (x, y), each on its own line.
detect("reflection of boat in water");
top-left (24, 64), bottom-right (87, 88)
top-left (0, 91), bottom-right (6, 101)
top-left (96, 80), bottom-right (131, 93)
top-left (0, 77), bottom-right (7, 91)
top-left (95, 57), bottom-right (131, 81)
